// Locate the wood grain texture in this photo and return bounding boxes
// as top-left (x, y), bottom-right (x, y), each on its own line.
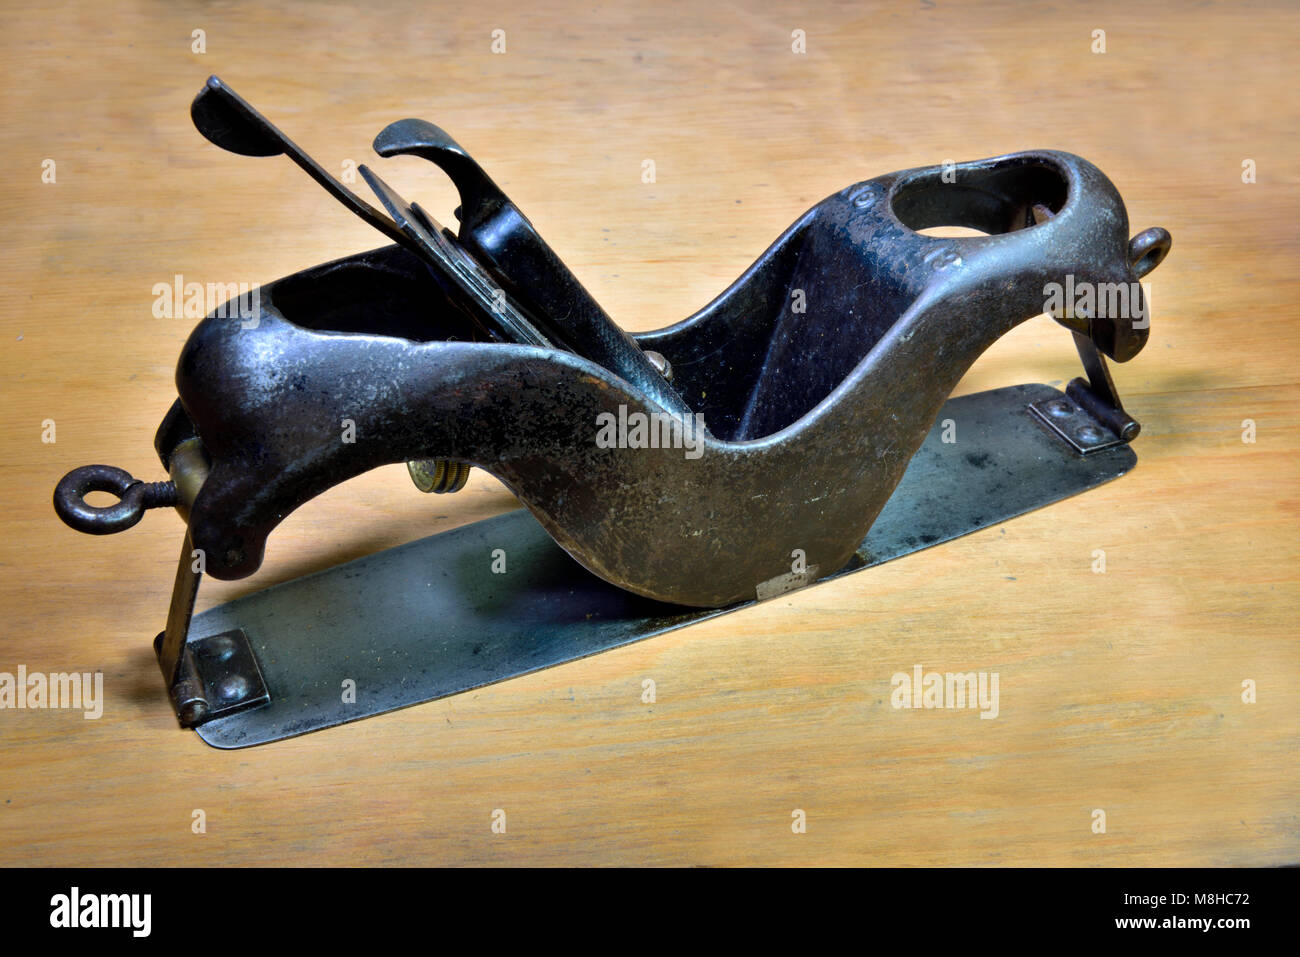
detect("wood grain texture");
top-left (0, 0), bottom-right (1296, 866)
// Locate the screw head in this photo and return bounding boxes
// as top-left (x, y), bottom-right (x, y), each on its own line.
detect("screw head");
top-left (1047, 400), bottom-right (1072, 418)
top-left (205, 634), bottom-right (237, 661)
top-left (1076, 425), bottom-right (1103, 443)
top-left (218, 675), bottom-right (250, 702)
top-left (644, 350), bottom-right (673, 381)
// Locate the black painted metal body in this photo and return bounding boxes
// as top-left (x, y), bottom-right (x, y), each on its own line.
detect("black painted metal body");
top-left (157, 152), bottom-right (1156, 607)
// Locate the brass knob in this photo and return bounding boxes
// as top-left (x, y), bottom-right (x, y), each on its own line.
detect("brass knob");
top-left (407, 459), bottom-right (471, 494)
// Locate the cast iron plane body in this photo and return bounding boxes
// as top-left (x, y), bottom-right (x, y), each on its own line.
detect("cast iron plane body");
top-left (53, 76), bottom-right (1171, 747)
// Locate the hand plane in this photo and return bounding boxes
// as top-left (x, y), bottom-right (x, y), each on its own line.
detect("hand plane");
top-left (53, 76), bottom-right (1172, 747)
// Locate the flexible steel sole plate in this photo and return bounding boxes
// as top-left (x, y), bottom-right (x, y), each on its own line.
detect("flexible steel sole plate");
top-left (189, 383), bottom-right (1135, 748)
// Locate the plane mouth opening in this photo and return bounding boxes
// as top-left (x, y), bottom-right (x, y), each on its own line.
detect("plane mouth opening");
top-left (268, 246), bottom-right (485, 343)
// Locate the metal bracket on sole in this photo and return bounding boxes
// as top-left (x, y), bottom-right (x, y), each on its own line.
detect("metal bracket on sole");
top-left (1029, 332), bottom-right (1142, 455)
top-left (153, 628), bottom-right (269, 726)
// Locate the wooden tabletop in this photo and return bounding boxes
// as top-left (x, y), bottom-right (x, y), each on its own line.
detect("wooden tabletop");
top-left (1, 0), bottom-right (1296, 866)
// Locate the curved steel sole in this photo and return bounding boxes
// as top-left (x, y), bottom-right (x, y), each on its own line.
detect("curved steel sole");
top-left (185, 383), bottom-right (1135, 748)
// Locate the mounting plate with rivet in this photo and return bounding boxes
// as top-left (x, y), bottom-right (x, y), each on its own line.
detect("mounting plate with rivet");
top-left (151, 628), bottom-right (269, 727)
top-left (1027, 394), bottom-right (1126, 454)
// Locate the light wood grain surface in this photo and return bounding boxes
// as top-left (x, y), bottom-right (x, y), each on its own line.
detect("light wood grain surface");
top-left (1, 0), bottom-right (1296, 866)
